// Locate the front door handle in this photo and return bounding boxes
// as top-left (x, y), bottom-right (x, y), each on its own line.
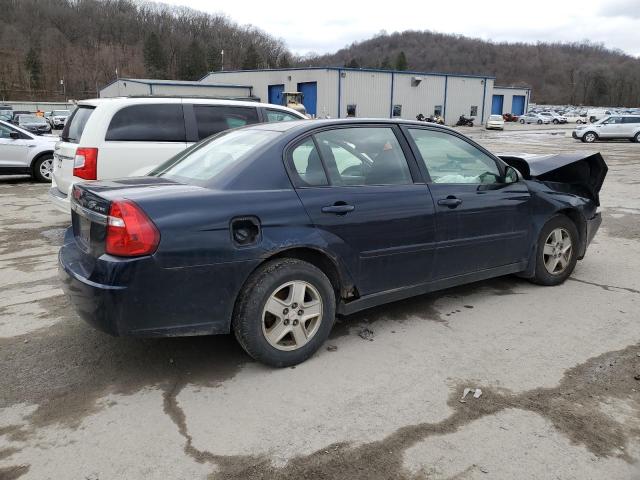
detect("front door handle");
top-left (321, 203), bottom-right (355, 215)
top-left (437, 196), bottom-right (463, 208)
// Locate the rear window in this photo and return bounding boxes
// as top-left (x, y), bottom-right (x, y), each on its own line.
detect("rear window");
top-left (61, 106), bottom-right (95, 143)
top-left (623, 117), bottom-right (640, 124)
top-left (194, 105), bottom-right (259, 140)
top-left (106, 104), bottom-right (185, 142)
top-left (151, 128), bottom-right (279, 184)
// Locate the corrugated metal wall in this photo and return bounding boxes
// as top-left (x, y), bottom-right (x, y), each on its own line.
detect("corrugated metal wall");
top-left (338, 70), bottom-right (392, 118)
top-left (203, 70), bottom-right (338, 118)
top-left (492, 87), bottom-right (530, 114)
top-left (445, 77), bottom-right (490, 124)
top-left (203, 69), bottom-right (496, 124)
top-left (151, 84), bottom-right (251, 97)
top-left (392, 74), bottom-right (446, 121)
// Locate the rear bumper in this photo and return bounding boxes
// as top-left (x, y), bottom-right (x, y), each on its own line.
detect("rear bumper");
top-left (49, 186), bottom-right (71, 214)
top-left (58, 233), bottom-right (260, 337)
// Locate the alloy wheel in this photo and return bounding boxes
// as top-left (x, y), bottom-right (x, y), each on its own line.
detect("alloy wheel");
top-left (543, 228), bottom-right (572, 275)
top-left (39, 158), bottom-right (53, 180)
top-left (262, 280), bottom-right (323, 351)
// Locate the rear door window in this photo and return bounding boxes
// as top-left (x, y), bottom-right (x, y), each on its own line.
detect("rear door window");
top-left (194, 105), bottom-right (259, 140)
top-left (61, 106), bottom-right (95, 143)
top-left (106, 104), bottom-right (186, 142)
top-left (265, 109), bottom-right (301, 122)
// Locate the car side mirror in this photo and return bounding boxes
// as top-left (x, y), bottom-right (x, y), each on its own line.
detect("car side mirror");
top-left (9, 132), bottom-right (19, 140)
top-left (504, 165), bottom-right (521, 184)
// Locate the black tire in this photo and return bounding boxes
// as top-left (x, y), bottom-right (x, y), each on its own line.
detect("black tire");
top-left (576, 119), bottom-right (583, 124)
top-left (233, 258), bottom-right (336, 367)
top-left (530, 215), bottom-right (579, 286)
top-left (32, 154), bottom-right (53, 183)
top-left (634, 132), bottom-right (640, 143)
top-left (582, 131), bottom-right (598, 143)
top-left (519, 119), bottom-right (525, 124)
top-left (553, 119), bottom-right (559, 124)
top-left (537, 119), bottom-right (543, 124)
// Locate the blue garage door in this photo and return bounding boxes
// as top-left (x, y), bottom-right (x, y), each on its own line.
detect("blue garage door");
top-left (491, 95), bottom-right (504, 115)
top-left (297, 82), bottom-right (317, 116)
top-left (268, 84), bottom-right (284, 105)
top-left (512, 95), bottom-right (526, 115)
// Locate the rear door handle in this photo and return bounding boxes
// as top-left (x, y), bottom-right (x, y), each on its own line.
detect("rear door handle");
top-left (321, 203), bottom-right (355, 215)
top-left (437, 197), bottom-right (463, 208)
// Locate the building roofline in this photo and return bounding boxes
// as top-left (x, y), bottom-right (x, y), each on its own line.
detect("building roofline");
top-left (494, 85), bottom-right (531, 91)
top-left (100, 78), bottom-right (252, 91)
top-left (201, 67), bottom-right (496, 81)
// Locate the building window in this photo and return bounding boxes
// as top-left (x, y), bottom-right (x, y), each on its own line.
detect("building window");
top-left (470, 106), bottom-right (478, 117)
top-left (434, 105), bottom-right (443, 116)
top-left (392, 105), bottom-right (402, 117)
top-left (346, 104), bottom-right (357, 117)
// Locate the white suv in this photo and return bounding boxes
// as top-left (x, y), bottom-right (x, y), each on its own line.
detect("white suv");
top-left (50, 97), bottom-right (305, 212)
top-left (0, 120), bottom-right (58, 182)
top-left (573, 115), bottom-right (640, 143)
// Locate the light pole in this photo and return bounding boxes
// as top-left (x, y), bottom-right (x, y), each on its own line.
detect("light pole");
top-left (221, 50), bottom-right (224, 71)
top-left (60, 78), bottom-right (66, 102)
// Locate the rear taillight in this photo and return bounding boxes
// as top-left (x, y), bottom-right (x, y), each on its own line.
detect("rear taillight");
top-left (73, 147), bottom-right (98, 180)
top-left (105, 200), bottom-right (160, 257)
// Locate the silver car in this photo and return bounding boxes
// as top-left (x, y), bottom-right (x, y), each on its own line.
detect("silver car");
top-left (0, 120), bottom-right (58, 181)
top-left (519, 113), bottom-right (550, 124)
top-left (573, 115), bottom-right (640, 143)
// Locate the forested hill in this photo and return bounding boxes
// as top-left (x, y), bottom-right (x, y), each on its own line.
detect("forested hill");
top-left (301, 30), bottom-right (640, 107)
top-left (0, 0), bottom-right (292, 101)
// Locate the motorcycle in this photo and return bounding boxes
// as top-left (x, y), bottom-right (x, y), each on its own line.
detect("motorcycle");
top-left (456, 115), bottom-right (474, 127)
top-left (416, 113), bottom-right (445, 125)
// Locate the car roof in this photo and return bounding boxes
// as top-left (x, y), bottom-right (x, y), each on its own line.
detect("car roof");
top-left (76, 97), bottom-right (305, 117)
top-left (244, 117), bottom-right (457, 135)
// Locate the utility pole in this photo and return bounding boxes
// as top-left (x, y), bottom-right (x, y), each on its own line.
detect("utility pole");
top-left (221, 50), bottom-right (224, 71)
top-left (60, 78), bottom-right (66, 102)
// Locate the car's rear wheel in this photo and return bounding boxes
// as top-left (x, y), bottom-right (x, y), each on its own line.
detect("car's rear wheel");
top-left (576, 119), bottom-right (583, 124)
top-left (33, 154), bottom-right (53, 182)
top-left (582, 132), bottom-right (598, 143)
top-left (634, 132), bottom-right (640, 143)
top-left (553, 119), bottom-right (559, 124)
top-left (531, 215), bottom-right (578, 286)
top-left (233, 258), bottom-right (335, 367)
top-left (537, 119), bottom-right (543, 124)
top-left (519, 119), bottom-right (525, 124)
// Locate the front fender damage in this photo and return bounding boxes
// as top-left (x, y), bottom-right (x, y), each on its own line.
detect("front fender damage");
top-left (499, 152), bottom-right (607, 205)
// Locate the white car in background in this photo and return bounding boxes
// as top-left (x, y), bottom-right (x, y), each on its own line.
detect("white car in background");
top-left (538, 111), bottom-right (567, 124)
top-left (519, 113), bottom-right (550, 124)
top-left (485, 114), bottom-right (505, 130)
top-left (563, 112), bottom-right (587, 124)
top-left (46, 110), bottom-right (71, 129)
top-left (573, 114), bottom-right (640, 143)
top-left (0, 120), bottom-right (57, 182)
top-left (50, 97), bottom-right (306, 213)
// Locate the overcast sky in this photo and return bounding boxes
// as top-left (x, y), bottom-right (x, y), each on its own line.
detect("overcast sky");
top-left (161, 0), bottom-right (640, 57)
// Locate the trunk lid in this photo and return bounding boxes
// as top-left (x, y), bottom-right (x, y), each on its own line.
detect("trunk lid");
top-left (70, 177), bottom-right (193, 257)
top-left (499, 152), bottom-right (608, 205)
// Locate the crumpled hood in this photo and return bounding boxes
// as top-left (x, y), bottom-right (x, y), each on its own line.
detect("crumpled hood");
top-left (498, 152), bottom-right (608, 205)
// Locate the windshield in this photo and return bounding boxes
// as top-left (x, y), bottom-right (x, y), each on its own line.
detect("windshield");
top-left (489, 115), bottom-right (503, 121)
top-left (20, 115), bottom-right (45, 123)
top-left (151, 128), bottom-right (280, 184)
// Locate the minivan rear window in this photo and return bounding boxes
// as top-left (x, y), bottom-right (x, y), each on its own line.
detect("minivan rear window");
top-left (61, 106), bottom-right (95, 143)
top-left (106, 104), bottom-right (186, 142)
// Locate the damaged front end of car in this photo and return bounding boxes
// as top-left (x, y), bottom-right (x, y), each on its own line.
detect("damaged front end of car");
top-left (499, 152), bottom-right (607, 273)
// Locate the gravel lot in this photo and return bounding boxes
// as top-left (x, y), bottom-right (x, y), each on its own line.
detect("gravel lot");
top-left (1, 123), bottom-right (639, 480)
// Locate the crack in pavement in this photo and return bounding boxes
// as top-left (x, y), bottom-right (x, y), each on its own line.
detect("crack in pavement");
top-left (162, 343), bottom-right (640, 480)
top-left (569, 277), bottom-right (640, 294)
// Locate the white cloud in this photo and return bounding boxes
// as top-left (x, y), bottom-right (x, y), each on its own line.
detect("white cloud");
top-left (160, 0), bottom-right (640, 57)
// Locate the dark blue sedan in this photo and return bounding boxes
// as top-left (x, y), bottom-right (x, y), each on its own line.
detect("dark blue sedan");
top-left (59, 119), bottom-right (606, 366)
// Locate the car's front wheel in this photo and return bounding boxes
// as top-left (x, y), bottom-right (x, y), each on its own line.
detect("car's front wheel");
top-left (233, 258), bottom-right (336, 367)
top-left (582, 132), bottom-right (598, 143)
top-left (531, 215), bottom-right (578, 286)
top-left (519, 119), bottom-right (525, 124)
top-left (634, 132), bottom-right (640, 143)
top-left (33, 154), bottom-right (53, 182)
top-left (553, 119), bottom-right (559, 124)
top-left (537, 119), bottom-right (543, 124)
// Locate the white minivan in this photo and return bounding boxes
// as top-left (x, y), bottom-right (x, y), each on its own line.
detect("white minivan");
top-left (50, 97), bottom-right (306, 212)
